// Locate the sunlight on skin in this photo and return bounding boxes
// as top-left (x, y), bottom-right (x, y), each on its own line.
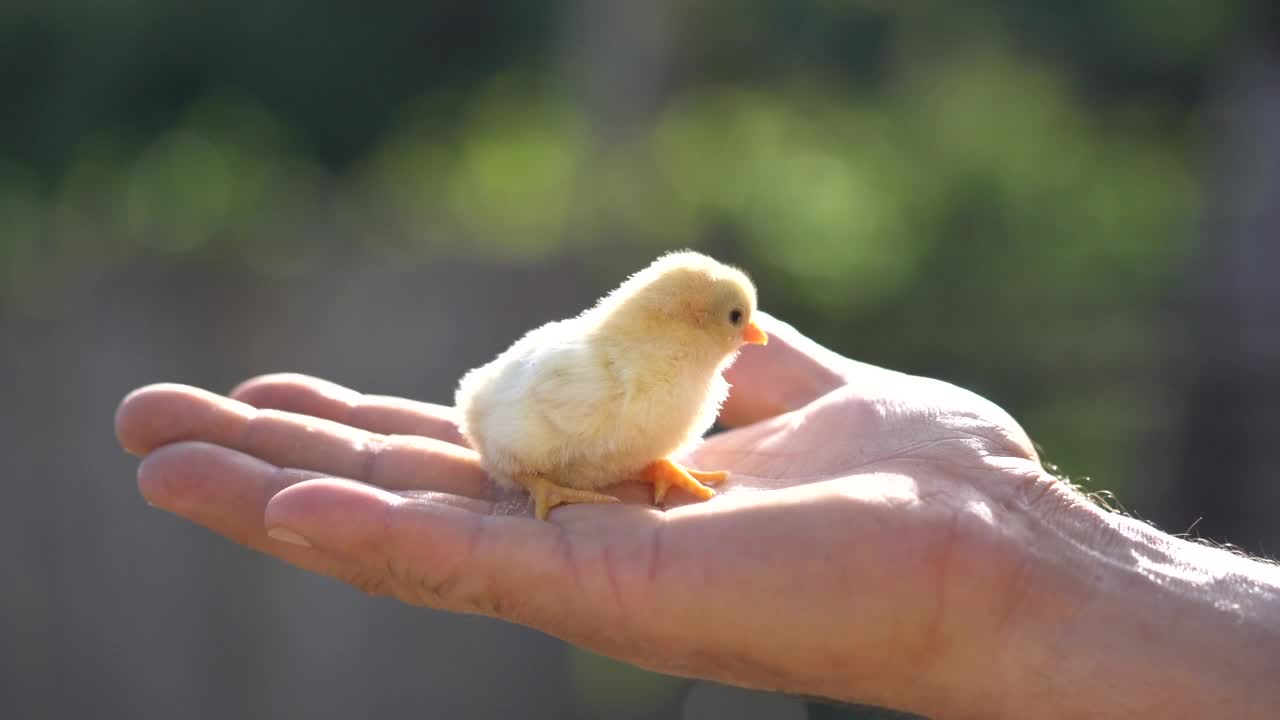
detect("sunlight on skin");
top-left (116, 313), bottom-right (1280, 719)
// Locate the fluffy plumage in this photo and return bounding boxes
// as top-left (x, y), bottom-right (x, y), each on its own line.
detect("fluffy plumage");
top-left (454, 251), bottom-right (767, 518)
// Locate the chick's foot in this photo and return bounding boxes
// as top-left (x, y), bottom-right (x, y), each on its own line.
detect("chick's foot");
top-left (521, 476), bottom-right (620, 521)
top-left (641, 459), bottom-right (725, 504)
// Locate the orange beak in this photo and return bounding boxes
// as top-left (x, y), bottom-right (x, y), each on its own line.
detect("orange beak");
top-left (742, 319), bottom-right (768, 345)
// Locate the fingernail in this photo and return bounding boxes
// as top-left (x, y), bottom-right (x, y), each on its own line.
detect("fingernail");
top-left (268, 527), bottom-right (312, 547)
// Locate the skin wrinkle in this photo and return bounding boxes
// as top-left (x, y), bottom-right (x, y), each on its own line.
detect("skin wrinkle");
top-left (777, 397), bottom-right (975, 477)
top-left (1000, 466), bottom-right (1063, 519)
top-left (696, 478), bottom-right (882, 698)
top-left (199, 388), bottom-right (247, 450)
top-left (981, 525), bottom-right (1047, 718)
top-left (569, 526), bottom-right (644, 644)
top-left (675, 438), bottom-right (1034, 707)
top-left (872, 435), bottom-right (988, 469)
top-left (407, 504), bottom-right (476, 613)
top-left (343, 564), bottom-right (394, 599)
top-left (390, 545), bottom-right (450, 609)
top-left (988, 529), bottom-right (1041, 646)
top-left (911, 505), bottom-right (957, 694)
top-left (314, 379), bottom-right (360, 427)
top-left (993, 499), bottom-right (1136, 715)
top-left (468, 514), bottom-right (510, 619)
top-left (708, 439), bottom-right (830, 484)
top-left (923, 497), bottom-right (1037, 719)
top-left (824, 470), bottom-right (1013, 710)
top-left (234, 403), bottom-right (264, 462)
top-left (259, 464), bottom-right (306, 525)
top-left (335, 389), bottom-right (363, 428)
top-left (646, 514), bottom-right (666, 588)
top-left (358, 433), bottom-right (388, 487)
top-left (833, 517), bottom-right (920, 697)
top-left (949, 421), bottom-right (1037, 466)
top-left (554, 522), bottom-right (582, 603)
top-left (229, 376), bottom-right (290, 411)
top-left (247, 408), bottom-right (329, 469)
top-left (600, 539), bottom-right (628, 623)
top-left (949, 469), bottom-right (1090, 708)
top-left (1048, 572), bottom-right (1126, 714)
top-left (380, 498), bottom-right (455, 609)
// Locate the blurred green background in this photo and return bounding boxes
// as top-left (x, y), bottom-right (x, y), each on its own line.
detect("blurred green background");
top-left (4, 1), bottom-right (1279, 718)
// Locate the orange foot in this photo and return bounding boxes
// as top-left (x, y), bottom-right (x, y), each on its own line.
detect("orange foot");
top-left (519, 475), bottom-right (620, 521)
top-left (640, 459), bottom-right (729, 504)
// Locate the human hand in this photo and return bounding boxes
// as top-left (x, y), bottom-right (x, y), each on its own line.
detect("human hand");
top-left (114, 313), bottom-right (1280, 718)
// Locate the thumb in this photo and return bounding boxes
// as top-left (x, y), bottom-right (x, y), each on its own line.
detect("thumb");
top-left (719, 312), bottom-right (849, 428)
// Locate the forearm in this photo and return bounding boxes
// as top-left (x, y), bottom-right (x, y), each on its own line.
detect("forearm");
top-left (1002, 497), bottom-right (1280, 718)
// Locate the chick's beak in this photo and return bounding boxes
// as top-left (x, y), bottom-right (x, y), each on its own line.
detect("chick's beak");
top-left (742, 319), bottom-right (768, 345)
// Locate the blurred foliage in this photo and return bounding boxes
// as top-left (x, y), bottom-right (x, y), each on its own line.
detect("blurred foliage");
top-left (1, 2), bottom-right (1268, 714)
top-left (1, 0), bottom-right (1246, 484)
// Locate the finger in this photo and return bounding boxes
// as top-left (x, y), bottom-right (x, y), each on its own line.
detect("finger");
top-left (140, 441), bottom-right (302, 546)
top-left (231, 373), bottom-right (468, 447)
top-left (719, 312), bottom-right (850, 428)
top-left (138, 441), bottom-right (491, 547)
top-left (263, 479), bottom-right (658, 635)
top-left (117, 383), bottom-right (252, 456)
top-left (117, 384), bottom-right (490, 498)
top-left (137, 442), bottom-right (486, 597)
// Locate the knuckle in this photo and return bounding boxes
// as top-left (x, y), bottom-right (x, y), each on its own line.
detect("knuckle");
top-left (381, 554), bottom-right (487, 614)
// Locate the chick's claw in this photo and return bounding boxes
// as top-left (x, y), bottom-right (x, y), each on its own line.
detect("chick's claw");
top-left (524, 475), bottom-right (620, 521)
top-left (641, 459), bottom-right (723, 505)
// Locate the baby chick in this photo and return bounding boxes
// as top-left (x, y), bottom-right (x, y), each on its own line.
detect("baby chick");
top-left (455, 251), bottom-right (768, 520)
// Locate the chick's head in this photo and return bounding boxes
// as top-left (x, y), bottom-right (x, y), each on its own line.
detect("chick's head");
top-left (598, 251), bottom-right (768, 358)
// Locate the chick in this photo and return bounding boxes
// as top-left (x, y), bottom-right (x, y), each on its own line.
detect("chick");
top-left (455, 251), bottom-right (768, 520)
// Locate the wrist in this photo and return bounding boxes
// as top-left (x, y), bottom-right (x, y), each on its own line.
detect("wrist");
top-left (996, 486), bottom-right (1280, 718)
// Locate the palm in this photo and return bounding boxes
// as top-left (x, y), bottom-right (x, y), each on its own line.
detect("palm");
top-left (116, 314), bottom-right (1047, 708)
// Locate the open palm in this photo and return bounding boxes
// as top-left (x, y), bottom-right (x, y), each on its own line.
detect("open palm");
top-left (116, 313), bottom-right (1057, 714)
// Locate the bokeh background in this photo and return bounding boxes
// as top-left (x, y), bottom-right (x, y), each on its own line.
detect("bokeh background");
top-left (4, 1), bottom-right (1279, 718)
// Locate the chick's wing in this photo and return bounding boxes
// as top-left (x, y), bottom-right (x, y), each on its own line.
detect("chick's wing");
top-left (526, 335), bottom-right (624, 442)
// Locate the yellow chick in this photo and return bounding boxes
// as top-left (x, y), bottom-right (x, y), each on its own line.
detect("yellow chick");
top-left (455, 251), bottom-right (768, 520)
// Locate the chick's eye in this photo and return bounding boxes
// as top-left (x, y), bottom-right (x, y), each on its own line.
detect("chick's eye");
top-left (729, 309), bottom-right (743, 326)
